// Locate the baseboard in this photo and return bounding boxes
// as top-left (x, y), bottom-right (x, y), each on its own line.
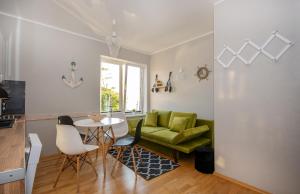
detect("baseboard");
top-left (213, 172), bottom-right (270, 194)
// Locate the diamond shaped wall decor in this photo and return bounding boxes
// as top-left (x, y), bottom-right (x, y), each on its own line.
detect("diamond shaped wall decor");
top-left (216, 31), bottom-right (294, 68)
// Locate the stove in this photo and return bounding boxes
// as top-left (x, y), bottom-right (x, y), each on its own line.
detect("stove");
top-left (0, 114), bottom-right (17, 121)
top-left (0, 115), bottom-right (18, 129)
top-left (0, 119), bottom-right (14, 129)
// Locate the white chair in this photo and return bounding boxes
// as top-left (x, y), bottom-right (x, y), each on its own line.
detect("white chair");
top-left (53, 124), bottom-right (98, 193)
top-left (105, 112), bottom-right (129, 140)
top-left (25, 133), bottom-right (42, 194)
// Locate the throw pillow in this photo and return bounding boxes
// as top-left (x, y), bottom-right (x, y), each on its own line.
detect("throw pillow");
top-left (170, 117), bottom-right (189, 132)
top-left (152, 110), bottom-right (171, 128)
top-left (168, 112), bottom-right (197, 129)
top-left (144, 112), bottom-right (158, 127)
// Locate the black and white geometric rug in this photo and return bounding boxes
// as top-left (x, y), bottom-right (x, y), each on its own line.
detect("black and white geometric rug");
top-left (108, 146), bottom-right (180, 180)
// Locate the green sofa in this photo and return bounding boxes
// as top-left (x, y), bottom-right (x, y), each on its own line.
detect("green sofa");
top-left (127, 110), bottom-right (214, 162)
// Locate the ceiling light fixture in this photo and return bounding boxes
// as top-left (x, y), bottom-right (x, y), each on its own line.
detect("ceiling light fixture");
top-left (106, 19), bottom-right (121, 58)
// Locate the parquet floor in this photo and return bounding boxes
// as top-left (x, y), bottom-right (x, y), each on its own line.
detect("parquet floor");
top-left (33, 149), bottom-right (259, 194)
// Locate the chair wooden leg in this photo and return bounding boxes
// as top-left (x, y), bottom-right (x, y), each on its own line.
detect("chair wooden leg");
top-left (53, 155), bottom-right (67, 188)
top-left (83, 128), bottom-right (89, 143)
top-left (56, 151), bottom-right (63, 166)
top-left (76, 155), bottom-right (80, 193)
top-left (79, 154), bottom-right (87, 171)
top-left (106, 140), bottom-right (113, 159)
top-left (96, 129), bottom-right (100, 159)
top-left (101, 127), bottom-right (107, 176)
top-left (111, 147), bottom-right (122, 174)
top-left (66, 155), bottom-right (77, 173)
top-left (113, 147), bottom-right (122, 163)
top-left (119, 147), bottom-right (124, 162)
top-left (131, 148), bottom-right (137, 177)
top-left (134, 146), bottom-right (142, 163)
top-left (87, 153), bottom-right (98, 177)
top-left (109, 126), bottom-right (116, 143)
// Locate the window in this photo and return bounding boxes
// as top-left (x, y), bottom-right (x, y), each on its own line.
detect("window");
top-left (100, 56), bottom-right (146, 113)
top-left (125, 65), bottom-right (143, 112)
top-left (100, 62), bottom-right (120, 112)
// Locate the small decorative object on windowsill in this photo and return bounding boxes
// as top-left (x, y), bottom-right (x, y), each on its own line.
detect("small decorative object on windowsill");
top-left (132, 109), bottom-right (136, 114)
top-left (62, 61), bottom-right (84, 88)
top-left (195, 64), bottom-right (211, 82)
top-left (88, 114), bottom-right (103, 122)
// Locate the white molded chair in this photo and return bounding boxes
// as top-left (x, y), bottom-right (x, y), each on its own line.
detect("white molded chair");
top-left (105, 112), bottom-right (129, 139)
top-left (54, 124), bottom-right (98, 192)
top-left (25, 133), bottom-right (42, 194)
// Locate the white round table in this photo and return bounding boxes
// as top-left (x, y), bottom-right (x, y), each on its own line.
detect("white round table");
top-left (74, 117), bottom-right (124, 175)
top-left (74, 118), bottom-right (124, 129)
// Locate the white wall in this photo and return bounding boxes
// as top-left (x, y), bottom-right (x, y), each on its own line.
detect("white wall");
top-left (214, 1), bottom-right (300, 193)
top-left (0, 14), bottom-right (150, 155)
top-left (150, 34), bottom-right (214, 119)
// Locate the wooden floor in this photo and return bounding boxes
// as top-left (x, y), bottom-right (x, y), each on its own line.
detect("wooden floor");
top-left (33, 149), bottom-right (259, 194)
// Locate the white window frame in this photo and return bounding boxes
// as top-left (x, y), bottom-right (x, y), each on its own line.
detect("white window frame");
top-left (100, 60), bottom-right (122, 112)
top-left (100, 56), bottom-right (147, 113)
top-left (124, 63), bottom-right (144, 113)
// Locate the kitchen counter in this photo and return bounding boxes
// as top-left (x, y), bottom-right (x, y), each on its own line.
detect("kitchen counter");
top-left (0, 117), bottom-right (25, 194)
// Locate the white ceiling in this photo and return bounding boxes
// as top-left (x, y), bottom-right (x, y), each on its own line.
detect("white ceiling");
top-left (0, 0), bottom-right (215, 55)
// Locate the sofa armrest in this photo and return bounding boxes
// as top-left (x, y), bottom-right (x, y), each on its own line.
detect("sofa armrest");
top-left (173, 125), bottom-right (210, 145)
top-left (196, 119), bottom-right (214, 147)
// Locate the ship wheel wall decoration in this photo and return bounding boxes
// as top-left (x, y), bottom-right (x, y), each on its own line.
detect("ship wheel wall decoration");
top-left (195, 64), bottom-right (211, 81)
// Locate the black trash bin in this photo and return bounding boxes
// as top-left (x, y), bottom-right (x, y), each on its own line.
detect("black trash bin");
top-left (195, 147), bottom-right (214, 174)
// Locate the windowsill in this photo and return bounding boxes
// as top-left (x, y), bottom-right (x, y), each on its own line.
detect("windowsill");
top-left (125, 112), bottom-right (145, 118)
top-left (100, 111), bottom-right (145, 118)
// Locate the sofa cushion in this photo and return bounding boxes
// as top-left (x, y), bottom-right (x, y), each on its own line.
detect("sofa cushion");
top-left (141, 127), bottom-right (168, 136)
top-left (144, 112), bottom-right (158, 127)
top-left (168, 112), bottom-right (197, 129)
top-left (152, 110), bottom-right (171, 128)
top-left (169, 117), bottom-right (189, 132)
top-left (144, 129), bottom-right (181, 145)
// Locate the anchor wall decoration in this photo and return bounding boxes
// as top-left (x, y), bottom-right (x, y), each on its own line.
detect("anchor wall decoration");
top-left (62, 61), bottom-right (84, 88)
